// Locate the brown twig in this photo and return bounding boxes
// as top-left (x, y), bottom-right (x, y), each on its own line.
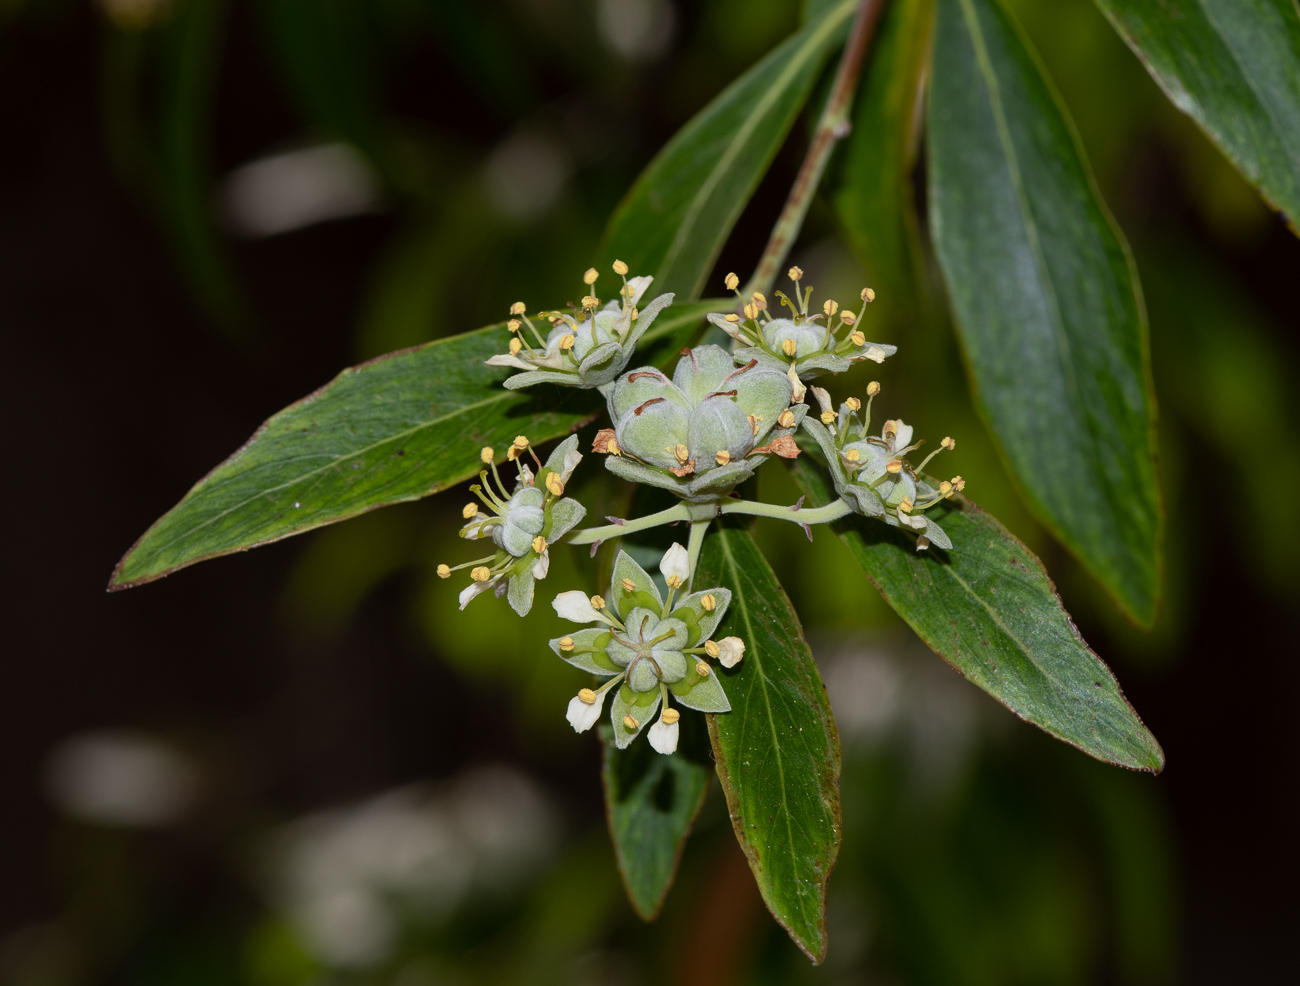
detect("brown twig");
top-left (743, 0), bottom-right (889, 298)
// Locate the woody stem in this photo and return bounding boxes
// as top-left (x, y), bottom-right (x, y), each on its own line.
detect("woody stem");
top-left (685, 518), bottom-right (712, 594)
top-left (719, 498), bottom-right (853, 526)
top-left (742, 0), bottom-right (889, 298)
top-left (565, 503), bottom-right (693, 545)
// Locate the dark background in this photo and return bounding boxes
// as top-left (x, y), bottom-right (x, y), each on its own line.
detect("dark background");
top-left (3, 1), bottom-right (1297, 983)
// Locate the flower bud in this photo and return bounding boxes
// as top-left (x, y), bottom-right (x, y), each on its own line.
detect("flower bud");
top-left (660, 543), bottom-right (690, 587)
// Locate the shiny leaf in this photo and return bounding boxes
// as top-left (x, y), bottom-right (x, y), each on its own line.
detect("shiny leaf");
top-left (110, 304), bottom-right (716, 588)
top-left (927, 0), bottom-right (1162, 624)
top-left (790, 458), bottom-right (1164, 773)
top-left (598, 0), bottom-right (857, 301)
top-left (1092, 0), bottom-right (1300, 228)
top-left (696, 526), bottom-right (841, 964)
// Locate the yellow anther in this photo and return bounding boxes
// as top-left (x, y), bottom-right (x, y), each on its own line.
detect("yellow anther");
top-left (883, 420), bottom-right (897, 438)
top-left (701, 593), bottom-right (716, 612)
top-left (862, 287), bottom-right (876, 302)
top-left (621, 578), bottom-right (636, 592)
top-left (622, 283), bottom-right (636, 298)
top-left (782, 339), bottom-right (798, 357)
top-left (724, 313), bottom-right (740, 323)
top-left (899, 497), bottom-right (914, 513)
top-left (578, 686), bottom-right (595, 702)
top-left (581, 295), bottom-right (598, 309)
top-left (513, 435), bottom-right (530, 450)
top-left (820, 410), bottom-right (836, 425)
top-left (661, 708), bottom-right (681, 725)
top-left (748, 414), bottom-right (762, 436)
top-left (823, 299), bottom-right (839, 317)
top-left (725, 272), bottom-right (739, 291)
top-left (846, 448), bottom-right (861, 462)
top-left (751, 292), bottom-right (768, 310)
top-left (866, 380), bottom-right (881, 396)
top-left (850, 331), bottom-right (866, 346)
top-left (607, 437), bottom-right (620, 456)
top-left (886, 460), bottom-right (903, 474)
top-left (509, 338), bottom-right (522, 355)
top-left (666, 574), bottom-right (682, 589)
top-left (674, 444), bottom-right (690, 463)
top-left (778, 409), bottom-right (796, 428)
top-left (506, 445), bottom-right (519, 461)
top-left (716, 450), bottom-right (731, 465)
top-left (558, 334), bottom-right (576, 350)
top-left (696, 661), bottom-right (710, 676)
top-left (561, 637), bottom-right (576, 652)
top-left (436, 564), bottom-right (451, 578)
top-left (952, 475), bottom-right (966, 491)
top-left (591, 595), bottom-right (606, 610)
top-left (845, 397), bottom-right (861, 411)
top-left (841, 310), bottom-right (857, 326)
top-left (743, 302), bottom-right (759, 320)
top-left (630, 307), bottom-right (639, 320)
top-left (471, 566), bottom-right (492, 582)
top-left (623, 714), bottom-right (640, 730)
top-left (705, 640), bottom-right (720, 658)
top-left (507, 319), bottom-right (521, 332)
top-left (510, 301), bottom-right (526, 315)
top-left (463, 503), bottom-right (479, 519)
top-left (788, 266), bottom-right (804, 282)
top-left (546, 473), bottom-right (565, 496)
top-left (613, 259), bottom-right (629, 276)
top-left (480, 447), bottom-right (495, 463)
top-left (939, 481), bottom-right (954, 498)
top-left (941, 436), bottom-right (956, 450)
top-left (583, 268), bottom-right (599, 285)
top-left (532, 535), bottom-right (547, 554)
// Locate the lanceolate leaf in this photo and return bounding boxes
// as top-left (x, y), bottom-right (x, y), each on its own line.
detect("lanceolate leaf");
top-left (790, 459), bottom-right (1164, 773)
top-left (696, 526), bottom-right (841, 964)
top-left (598, 0), bottom-right (857, 301)
top-left (927, 0), bottom-right (1162, 625)
top-left (110, 303), bottom-right (716, 589)
top-left (1092, 0), bottom-right (1300, 228)
top-left (600, 716), bottom-right (712, 920)
top-left (832, 0), bottom-right (935, 328)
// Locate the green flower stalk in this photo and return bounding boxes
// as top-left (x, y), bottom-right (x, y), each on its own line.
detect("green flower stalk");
top-left (487, 261), bottom-right (674, 390)
top-left (706, 267), bottom-right (896, 400)
top-left (800, 382), bottom-right (963, 551)
top-left (438, 435), bottom-right (587, 616)
top-left (550, 546), bottom-right (742, 753)
top-left (593, 344), bottom-right (807, 503)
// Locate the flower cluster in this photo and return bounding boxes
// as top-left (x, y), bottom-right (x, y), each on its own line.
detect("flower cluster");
top-left (487, 262), bottom-right (675, 390)
top-left (438, 435), bottom-right (586, 615)
top-left (550, 545), bottom-right (742, 754)
top-left (592, 344), bottom-right (807, 503)
top-left (706, 267), bottom-right (896, 401)
top-left (800, 383), bottom-right (963, 551)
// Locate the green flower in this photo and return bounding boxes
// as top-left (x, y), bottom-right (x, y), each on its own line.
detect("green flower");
top-left (442, 435), bottom-right (587, 615)
top-left (800, 384), bottom-right (963, 551)
top-left (487, 262), bottom-right (674, 390)
top-left (596, 344), bottom-right (806, 503)
top-left (549, 547), bottom-right (742, 752)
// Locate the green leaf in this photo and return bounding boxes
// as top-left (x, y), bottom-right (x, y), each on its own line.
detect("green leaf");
top-left (832, 0), bottom-right (935, 327)
top-left (1091, 0), bottom-right (1300, 228)
top-left (110, 303), bottom-right (716, 589)
top-left (600, 716), bottom-right (712, 920)
top-left (598, 0), bottom-right (857, 301)
top-left (695, 526), bottom-right (841, 964)
top-left (927, 0), bottom-right (1162, 625)
top-left (789, 458), bottom-right (1164, 773)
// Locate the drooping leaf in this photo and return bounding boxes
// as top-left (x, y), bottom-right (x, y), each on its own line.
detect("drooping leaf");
top-left (1091, 0), bottom-right (1300, 229)
top-left (110, 303), bottom-right (716, 589)
top-left (927, 0), bottom-right (1162, 625)
top-left (600, 715), bottom-right (712, 920)
top-left (789, 458), bottom-right (1164, 773)
top-left (598, 0), bottom-right (857, 301)
top-left (695, 526), bottom-right (841, 964)
top-left (832, 0), bottom-right (935, 328)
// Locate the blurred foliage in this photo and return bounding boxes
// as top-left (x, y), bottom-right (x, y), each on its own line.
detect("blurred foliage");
top-left (3, 0), bottom-right (1297, 981)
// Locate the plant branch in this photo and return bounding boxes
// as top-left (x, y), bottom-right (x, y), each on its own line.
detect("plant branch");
top-left (565, 503), bottom-right (692, 545)
top-left (719, 497), bottom-right (853, 526)
top-left (742, 0), bottom-right (889, 298)
top-left (684, 518), bottom-right (712, 593)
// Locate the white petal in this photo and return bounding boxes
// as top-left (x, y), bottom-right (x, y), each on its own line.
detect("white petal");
top-left (566, 692), bottom-right (604, 732)
top-left (717, 636), bottom-right (745, 668)
top-left (486, 353), bottom-right (536, 370)
top-left (648, 718), bottom-right (679, 754)
top-left (532, 549), bottom-right (550, 579)
top-left (626, 275), bottom-right (653, 308)
top-left (660, 543), bottom-right (690, 585)
top-left (864, 345), bottom-right (888, 363)
top-left (897, 507), bottom-right (926, 530)
top-left (916, 535), bottom-right (931, 551)
top-left (893, 419), bottom-right (914, 449)
top-left (458, 580), bottom-right (493, 610)
top-left (553, 590), bottom-right (602, 624)
top-left (788, 362), bottom-right (807, 404)
top-left (810, 386), bottom-right (833, 414)
top-left (559, 449), bottom-right (583, 482)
